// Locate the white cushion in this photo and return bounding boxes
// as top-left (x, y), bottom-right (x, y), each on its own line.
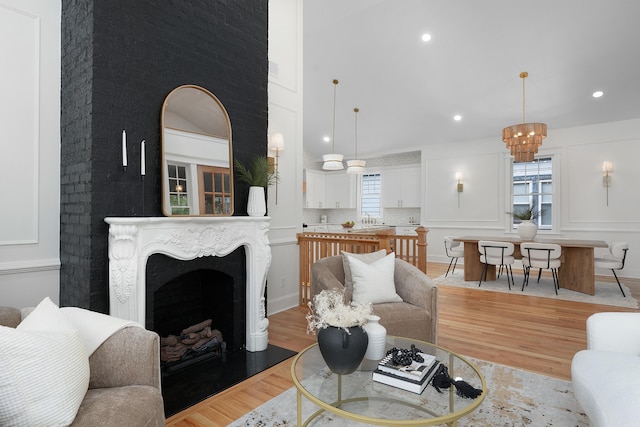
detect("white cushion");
top-left (0, 297), bottom-right (90, 426)
top-left (341, 249), bottom-right (387, 299)
top-left (572, 350), bottom-right (640, 427)
top-left (347, 252), bottom-right (403, 305)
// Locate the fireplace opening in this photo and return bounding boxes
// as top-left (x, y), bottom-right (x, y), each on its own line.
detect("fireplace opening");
top-left (154, 268), bottom-right (239, 370)
top-left (146, 249), bottom-right (246, 362)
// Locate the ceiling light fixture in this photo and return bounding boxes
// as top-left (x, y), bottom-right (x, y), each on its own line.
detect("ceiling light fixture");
top-left (346, 107), bottom-right (366, 174)
top-left (322, 79), bottom-right (344, 170)
top-left (421, 33), bottom-right (432, 42)
top-left (502, 71), bottom-right (547, 163)
top-left (453, 114), bottom-right (462, 121)
top-left (592, 90), bottom-right (604, 98)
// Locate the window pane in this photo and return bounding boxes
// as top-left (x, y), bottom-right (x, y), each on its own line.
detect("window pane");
top-left (204, 172), bottom-right (213, 192)
top-left (223, 174), bottom-right (229, 192)
top-left (361, 173), bottom-right (381, 217)
top-left (204, 194), bottom-right (213, 214)
top-left (177, 166), bottom-right (186, 179)
top-left (511, 157), bottom-right (553, 230)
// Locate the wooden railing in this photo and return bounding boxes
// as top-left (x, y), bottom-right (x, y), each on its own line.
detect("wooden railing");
top-left (296, 226), bottom-right (428, 306)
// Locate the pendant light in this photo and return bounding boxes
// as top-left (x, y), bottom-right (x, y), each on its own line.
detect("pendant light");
top-left (346, 107), bottom-right (366, 174)
top-left (502, 72), bottom-right (547, 163)
top-left (322, 79), bottom-right (344, 170)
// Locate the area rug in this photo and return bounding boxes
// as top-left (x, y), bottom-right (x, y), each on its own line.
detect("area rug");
top-left (229, 357), bottom-right (588, 426)
top-left (434, 270), bottom-right (637, 309)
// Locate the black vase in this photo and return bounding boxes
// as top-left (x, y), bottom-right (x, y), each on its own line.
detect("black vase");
top-left (317, 325), bottom-right (368, 375)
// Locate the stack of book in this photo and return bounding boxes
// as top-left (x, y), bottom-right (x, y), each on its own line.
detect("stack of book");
top-left (372, 351), bottom-right (441, 394)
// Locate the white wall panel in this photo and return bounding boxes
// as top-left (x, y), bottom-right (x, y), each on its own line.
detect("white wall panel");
top-left (0, 0), bottom-right (61, 305)
top-left (0, 3), bottom-right (39, 243)
top-left (267, 0), bottom-right (304, 313)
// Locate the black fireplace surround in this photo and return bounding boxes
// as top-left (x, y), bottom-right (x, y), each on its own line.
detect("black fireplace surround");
top-left (58, 1), bottom-right (295, 417)
top-left (60, 0), bottom-right (268, 312)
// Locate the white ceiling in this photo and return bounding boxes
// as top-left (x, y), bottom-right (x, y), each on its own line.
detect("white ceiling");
top-left (302, 0), bottom-right (640, 161)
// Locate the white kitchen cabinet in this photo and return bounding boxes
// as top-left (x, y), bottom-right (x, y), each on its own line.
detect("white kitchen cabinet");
top-left (381, 167), bottom-right (421, 208)
top-left (304, 169), bottom-right (325, 208)
top-left (325, 173), bottom-right (356, 209)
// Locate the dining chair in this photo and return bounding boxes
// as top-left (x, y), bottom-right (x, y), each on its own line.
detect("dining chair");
top-left (520, 242), bottom-right (562, 294)
top-left (594, 242), bottom-right (629, 297)
top-left (444, 236), bottom-right (464, 277)
top-left (478, 241), bottom-right (515, 289)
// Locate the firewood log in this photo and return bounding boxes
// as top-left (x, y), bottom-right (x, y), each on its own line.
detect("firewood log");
top-left (181, 319), bottom-right (212, 335)
top-left (160, 335), bottom-right (178, 346)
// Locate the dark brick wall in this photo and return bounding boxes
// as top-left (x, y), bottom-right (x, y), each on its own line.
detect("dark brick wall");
top-left (60, 0), bottom-right (268, 311)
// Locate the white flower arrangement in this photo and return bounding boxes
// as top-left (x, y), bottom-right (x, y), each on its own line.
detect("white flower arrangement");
top-left (306, 289), bottom-right (372, 334)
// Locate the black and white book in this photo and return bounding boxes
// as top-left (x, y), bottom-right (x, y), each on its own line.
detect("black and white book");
top-left (372, 360), bottom-right (441, 394)
top-left (377, 352), bottom-right (437, 382)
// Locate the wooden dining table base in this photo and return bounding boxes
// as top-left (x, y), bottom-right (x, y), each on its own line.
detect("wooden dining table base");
top-left (459, 238), bottom-right (605, 296)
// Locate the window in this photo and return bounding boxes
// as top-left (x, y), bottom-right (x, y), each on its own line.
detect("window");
top-left (511, 157), bottom-right (553, 230)
top-left (361, 173), bottom-right (381, 217)
top-left (197, 165), bottom-right (232, 215)
top-left (168, 164), bottom-right (190, 215)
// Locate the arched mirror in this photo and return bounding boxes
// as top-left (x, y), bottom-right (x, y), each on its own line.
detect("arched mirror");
top-left (161, 85), bottom-right (234, 216)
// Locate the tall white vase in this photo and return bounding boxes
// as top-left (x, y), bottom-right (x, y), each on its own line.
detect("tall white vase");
top-left (247, 186), bottom-right (266, 217)
top-left (362, 315), bottom-right (387, 361)
top-left (518, 220), bottom-right (538, 241)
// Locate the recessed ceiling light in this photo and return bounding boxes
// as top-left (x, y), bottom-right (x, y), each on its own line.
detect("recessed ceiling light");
top-left (592, 90), bottom-right (604, 98)
top-left (421, 33), bottom-right (432, 42)
top-left (323, 136), bottom-right (331, 142)
top-left (453, 114), bottom-right (462, 121)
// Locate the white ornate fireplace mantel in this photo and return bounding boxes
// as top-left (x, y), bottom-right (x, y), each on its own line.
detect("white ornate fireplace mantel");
top-left (104, 216), bottom-right (271, 352)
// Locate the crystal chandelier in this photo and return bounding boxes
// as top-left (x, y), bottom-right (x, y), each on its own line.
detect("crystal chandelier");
top-left (502, 72), bottom-right (547, 163)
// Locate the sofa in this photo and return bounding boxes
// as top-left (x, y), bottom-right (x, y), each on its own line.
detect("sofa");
top-left (0, 303), bottom-right (165, 426)
top-left (571, 312), bottom-right (640, 427)
top-left (311, 253), bottom-right (438, 343)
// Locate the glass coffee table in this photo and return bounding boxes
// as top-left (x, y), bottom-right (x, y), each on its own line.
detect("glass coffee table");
top-left (291, 336), bottom-right (486, 426)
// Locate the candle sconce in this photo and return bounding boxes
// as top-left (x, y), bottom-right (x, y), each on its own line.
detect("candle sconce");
top-left (122, 129), bottom-right (128, 172)
top-left (268, 132), bottom-right (284, 204)
top-left (455, 172), bottom-right (463, 208)
top-left (602, 161), bottom-right (613, 206)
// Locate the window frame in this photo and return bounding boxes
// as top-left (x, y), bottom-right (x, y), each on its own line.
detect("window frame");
top-left (359, 172), bottom-right (382, 219)
top-left (507, 154), bottom-right (557, 233)
top-left (167, 163), bottom-right (192, 215)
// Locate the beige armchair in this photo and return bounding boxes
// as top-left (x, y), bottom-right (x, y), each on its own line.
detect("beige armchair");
top-left (311, 255), bottom-right (438, 343)
top-left (0, 306), bottom-right (165, 426)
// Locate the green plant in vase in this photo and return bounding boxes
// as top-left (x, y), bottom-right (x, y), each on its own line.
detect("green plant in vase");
top-left (507, 206), bottom-right (546, 240)
top-left (507, 206), bottom-right (545, 222)
top-left (233, 156), bottom-right (277, 188)
top-left (234, 156), bottom-right (277, 216)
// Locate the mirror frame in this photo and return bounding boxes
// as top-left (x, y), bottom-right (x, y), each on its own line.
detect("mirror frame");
top-left (161, 84), bottom-right (234, 216)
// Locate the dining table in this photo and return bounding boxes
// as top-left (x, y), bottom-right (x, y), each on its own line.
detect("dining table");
top-left (453, 236), bottom-right (609, 295)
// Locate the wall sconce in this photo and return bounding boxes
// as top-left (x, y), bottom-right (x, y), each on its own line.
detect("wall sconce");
top-left (455, 172), bottom-right (463, 208)
top-left (602, 161), bottom-right (613, 206)
top-left (268, 132), bottom-right (284, 204)
top-left (456, 172), bottom-right (463, 193)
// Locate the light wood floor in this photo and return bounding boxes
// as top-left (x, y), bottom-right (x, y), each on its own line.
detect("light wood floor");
top-left (167, 262), bottom-right (640, 426)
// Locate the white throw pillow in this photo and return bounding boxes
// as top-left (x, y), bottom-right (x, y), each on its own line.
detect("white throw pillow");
top-left (341, 249), bottom-right (387, 299)
top-left (0, 297), bottom-right (90, 427)
top-left (347, 252), bottom-right (403, 305)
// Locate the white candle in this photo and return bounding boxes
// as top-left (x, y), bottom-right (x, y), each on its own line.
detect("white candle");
top-left (122, 130), bottom-right (127, 167)
top-left (140, 140), bottom-right (146, 176)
